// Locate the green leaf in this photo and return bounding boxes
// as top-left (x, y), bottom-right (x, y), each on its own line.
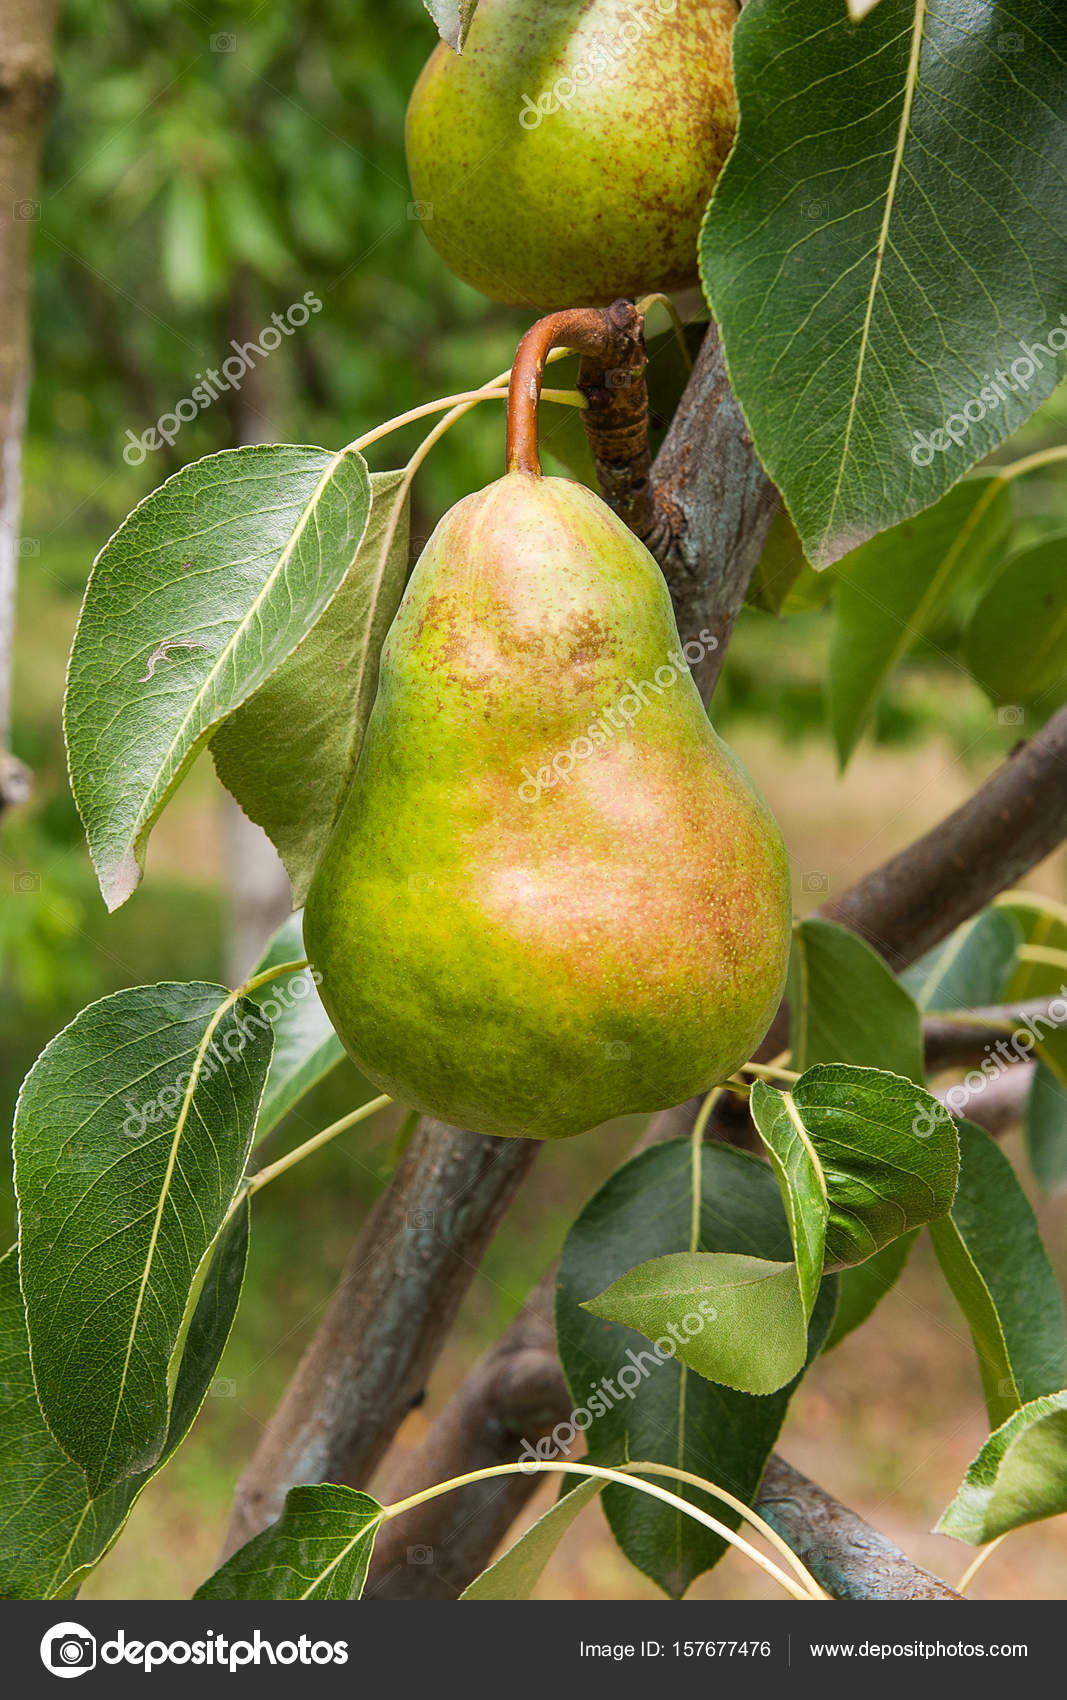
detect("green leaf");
top-left (903, 909), bottom-right (1022, 1011)
top-left (65, 444), bottom-right (371, 910)
top-left (195, 1484), bottom-right (383, 1600)
top-left (246, 912), bottom-right (344, 1140)
top-left (0, 1205), bottom-right (249, 1599)
top-left (822, 1230), bottom-right (919, 1352)
top-left (754, 1064), bottom-right (959, 1269)
top-left (789, 919), bottom-right (924, 1081)
top-left (827, 478), bottom-right (1013, 764)
top-left (14, 983), bottom-right (271, 1494)
top-left (702, 0), bottom-right (1067, 565)
top-left (460, 1475), bottom-right (603, 1600)
top-left (748, 1082), bottom-right (827, 1322)
top-left (583, 1251), bottom-right (807, 1397)
top-left (1025, 1061), bottom-right (1067, 1198)
top-left (212, 468), bottom-right (409, 905)
top-left (930, 1120), bottom-right (1066, 1429)
top-left (998, 892), bottom-right (1067, 1002)
top-left (422, 0), bottom-right (479, 53)
top-left (744, 507), bottom-right (808, 616)
top-left (555, 1140), bottom-right (837, 1598)
top-left (938, 1391), bottom-right (1067, 1544)
top-left (964, 533), bottom-right (1067, 710)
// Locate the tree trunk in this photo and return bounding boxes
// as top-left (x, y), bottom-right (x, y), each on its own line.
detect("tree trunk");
top-left (0, 0), bottom-right (57, 817)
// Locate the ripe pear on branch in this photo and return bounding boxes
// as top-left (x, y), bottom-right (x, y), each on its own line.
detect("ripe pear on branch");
top-left (405, 0), bottom-right (739, 308)
top-left (305, 306), bottom-right (791, 1138)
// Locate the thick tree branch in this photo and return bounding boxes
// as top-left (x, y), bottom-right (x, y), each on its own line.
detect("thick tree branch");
top-left (922, 1001), bottom-right (1057, 1074)
top-left (573, 313), bottom-right (777, 699)
top-left (0, 0), bottom-right (56, 814)
top-left (821, 708), bottom-right (1067, 970)
top-left (647, 322), bottom-right (777, 697)
top-left (224, 1122), bottom-right (538, 1555)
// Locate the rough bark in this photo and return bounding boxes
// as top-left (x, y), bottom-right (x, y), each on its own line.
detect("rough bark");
top-left (821, 707), bottom-right (1067, 971)
top-left (225, 1123), bottom-right (539, 1554)
top-left (756, 1457), bottom-right (962, 1602)
top-left (0, 0), bottom-right (57, 813)
top-left (647, 322), bottom-right (778, 697)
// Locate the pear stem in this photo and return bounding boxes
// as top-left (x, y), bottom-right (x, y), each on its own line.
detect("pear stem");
top-left (505, 304), bottom-right (643, 476)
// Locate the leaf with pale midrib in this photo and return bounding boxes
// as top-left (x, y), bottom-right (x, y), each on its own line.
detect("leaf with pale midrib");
top-left (583, 1251), bottom-right (808, 1396)
top-left (0, 1204), bottom-right (249, 1599)
top-left (555, 1141), bottom-right (836, 1598)
top-left (751, 1064), bottom-right (958, 1274)
top-left (14, 983), bottom-right (271, 1495)
top-left (827, 478), bottom-right (1013, 765)
top-left (965, 534), bottom-right (1067, 710)
top-left (903, 909), bottom-right (1021, 1012)
top-left (702, 0), bottom-right (1067, 564)
top-left (939, 1391), bottom-right (1067, 1544)
top-left (212, 468), bottom-right (409, 905)
top-left (65, 444), bottom-right (370, 910)
top-left (196, 1484), bottom-right (383, 1600)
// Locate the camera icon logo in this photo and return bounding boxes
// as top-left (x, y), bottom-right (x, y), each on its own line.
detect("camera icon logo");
top-left (211, 32), bottom-right (237, 52)
top-left (40, 1622), bottom-right (97, 1679)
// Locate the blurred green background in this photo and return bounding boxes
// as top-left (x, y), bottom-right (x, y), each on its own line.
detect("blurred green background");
top-left (3, 0), bottom-right (1066, 1599)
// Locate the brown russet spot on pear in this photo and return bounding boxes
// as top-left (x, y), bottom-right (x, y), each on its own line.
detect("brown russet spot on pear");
top-left (304, 471), bottom-right (791, 1139)
top-left (404, 0), bottom-right (738, 309)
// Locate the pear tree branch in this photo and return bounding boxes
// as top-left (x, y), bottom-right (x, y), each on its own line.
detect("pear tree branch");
top-left (224, 308), bottom-right (1067, 1597)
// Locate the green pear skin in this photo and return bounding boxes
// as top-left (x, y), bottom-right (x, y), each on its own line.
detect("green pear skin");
top-left (305, 474), bottom-right (791, 1139)
top-left (405, 0), bottom-right (738, 308)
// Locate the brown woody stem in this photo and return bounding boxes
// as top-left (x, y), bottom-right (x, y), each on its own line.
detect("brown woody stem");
top-left (506, 303), bottom-right (645, 476)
